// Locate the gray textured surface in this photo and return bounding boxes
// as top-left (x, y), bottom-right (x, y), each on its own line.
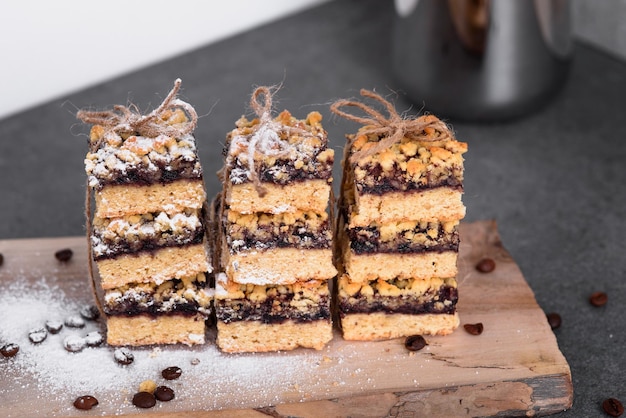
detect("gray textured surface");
top-left (0, 1), bottom-right (624, 416)
top-left (573, 0), bottom-right (626, 60)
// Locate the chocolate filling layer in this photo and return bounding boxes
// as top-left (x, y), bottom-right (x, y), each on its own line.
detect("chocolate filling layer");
top-left (338, 286), bottom-right (458, 316)
top-left (99, 158), bottom-right (203, 189)
top-left (103, 280), bottom-right (211, 317)
top-left (216, 295), bottom-right (331, 324)
top-left (228, 220), bottom-right (332, 253)
top-left (92, 226), bottom-right (205, 260)
top-left (348, 225), bottom-right (459, 255)
top-left (228, 156), bottom-right (333, 186)
top-left (354, 162), bottom-right (463, 195)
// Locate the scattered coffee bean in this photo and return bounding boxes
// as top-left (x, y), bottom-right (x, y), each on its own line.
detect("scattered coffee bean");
top-left (476, 258), bottom-right (496, 273)
top-left (590, 291), bottom-right (608, 307)
top-left (55, 248), bottom-right (73, 262)
top-left (155, 386), bottom-right (175, 402)
top-left (45, 320), bottom-right (64, 334)
top-left (79, 304), bottom-right (100, 321)
top-left (132, 391), bottom-right (156, 409)
top-left (0, 253), bottom-right (4, 266)
top-left (602, 398), bottom-right (624, 417)
top-left (63, 335), bottom-right (86, 353)
top-left (464, 323), bottom-right (484, 335)
top-left (73, 395), bottom-right (99, 411)
top-left (1, 343), bottom-right (19, 357)
top-left (84, 331), bottom-right (104, 347)
top-left (28, 327), bottom-right (48, 344)
top-left (404, 335), bottom-right (428, 351)
top-left (162, 366), bottom-right (182, 380)
top-left (546, 313), bottom-right (562, 330)
top-left (114, 347), bottom-right (134, 365)
top-left (64, 315), bottom-right (85, 328)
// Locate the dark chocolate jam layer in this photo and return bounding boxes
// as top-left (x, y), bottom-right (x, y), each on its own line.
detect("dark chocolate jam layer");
top-left (339, 286), bottom-right (458, 316)
top-left (228, 155), bottom-right (333, 186)
top-left (228, 220), bottom-right (332, 253)
top-left (348, 225), bottom-right (459, 255)
top-left (216, 295), bottom-right (331, 324)
top-left (354, 162), bottom-right (463, 195)
top-left (92, 226), bottom-right (205, 261)
top-left (97, 158), bottom-right (203, 189)
top-left (103, 280), bottom-right (211, 317)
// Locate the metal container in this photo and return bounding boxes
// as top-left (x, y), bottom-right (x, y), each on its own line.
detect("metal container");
top-left (392, 0), bottom-right (572, 121)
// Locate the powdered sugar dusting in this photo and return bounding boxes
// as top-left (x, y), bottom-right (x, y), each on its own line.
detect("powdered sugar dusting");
top-left (1, 274), bottom-right (401, 416)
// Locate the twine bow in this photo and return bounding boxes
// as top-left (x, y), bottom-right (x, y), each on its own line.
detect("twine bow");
top-left (330, 89), bottom-right (453, 164)
top-left (76, 79), bottom-right (197, 151)
top-left (227, 86), bottom-right (313, 197)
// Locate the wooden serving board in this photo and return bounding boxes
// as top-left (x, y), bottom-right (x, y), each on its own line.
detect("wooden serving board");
top-left (0, 220), bottom-right (572, 417)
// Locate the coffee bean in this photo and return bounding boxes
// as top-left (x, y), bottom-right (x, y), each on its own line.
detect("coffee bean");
top-left (84, 331), bottom-right (104, 347)
top-left (55, 248), bottom-right (73, 262)
top-left (162, 366), bottom-right (182, 380)
top-left (114, 347), bottom-right (134, 365)
top-left (132, 391), bottom-right (156, 408)
top-left (79, 305), bottom-right (100, 321)
top-left (404, 335), bottom-right (428, 351)
top-left (546, 313), bottom-right (562, 330)
top-left (65, 315), bottom-right (85, 328)
top-left (476, 258), bottom-right (496, 273)
top-left (602, 398), bottom-right (624, 417)
top-left (28, 327), bottom-right (48, 344)
top-left (464, 323), bottom-right (484, 335)
top-left (63, 335), bottom-right (86, 353)
top-left (45, 320), bottom-right (64, 334)
top-left (0, 253), bottom-right (4, 266)
top-left (73, 395), bottom-right (99, 410)
top-left (590, 291), bottom-right (608, 307)
top-left (1, 343), bottom-right (19, 357)
top-left (154, 386), bottom-right (175, 402)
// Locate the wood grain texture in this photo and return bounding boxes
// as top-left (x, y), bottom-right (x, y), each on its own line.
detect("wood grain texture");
top-left (0, 220), bottom-right (572, 417)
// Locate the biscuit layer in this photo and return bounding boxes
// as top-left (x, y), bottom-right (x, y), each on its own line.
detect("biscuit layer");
top-left (95, 179), bottom-right (206, 218)
top-left (341, 230), bottom-right (458, 282)
top-left (98, 243), bottom-right (211, 290)
top-left (339, 312), bottom-right (459, 341)
top-left (221, 245), bottom-right (336, 285)
top-left (216, 319), bottom-right (332, 352)
top-left (348, 187), bottom-right (465, 227)
top-left (225, 180), bottom-right (331, 215)
top-left (106, 313), bottom-right (206, 346)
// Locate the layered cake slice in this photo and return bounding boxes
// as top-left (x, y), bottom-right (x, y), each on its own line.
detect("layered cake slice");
top-left (331, 89), bottom-right (467, 340)
top-left (78, 79), bottom-right (213, 346)
top-left (215, 87), bottom-right (336, 352)
top-left (214, 273), bottom-right (332, 352)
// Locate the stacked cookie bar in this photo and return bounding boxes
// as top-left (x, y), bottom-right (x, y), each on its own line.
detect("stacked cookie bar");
top-left (215, 89), bottom-right (336, 352)
top-left (80, 80), bottom-right (213, 346)
top-left (333, 91), bottom-right (467, 340)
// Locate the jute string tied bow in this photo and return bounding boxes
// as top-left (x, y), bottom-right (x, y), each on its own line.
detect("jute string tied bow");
top-left (76, 78), bottom-right (197, 152)
top-left (228, 86), bottom-right (316, 197)
top-left (330, 89), bottom-right (454, 164)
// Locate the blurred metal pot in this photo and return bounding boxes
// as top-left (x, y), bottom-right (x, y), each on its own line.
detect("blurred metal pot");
top-left (392, 0), bottom-right (572, 121)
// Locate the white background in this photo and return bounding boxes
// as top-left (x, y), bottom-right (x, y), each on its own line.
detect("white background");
top-left (1, 0), bottom-right (624, 120)
top-left (0, 0), bottom-right (329, 119)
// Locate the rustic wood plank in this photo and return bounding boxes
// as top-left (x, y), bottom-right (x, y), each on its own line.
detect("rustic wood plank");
top-left (0, 221), bottom-right (572, 417)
